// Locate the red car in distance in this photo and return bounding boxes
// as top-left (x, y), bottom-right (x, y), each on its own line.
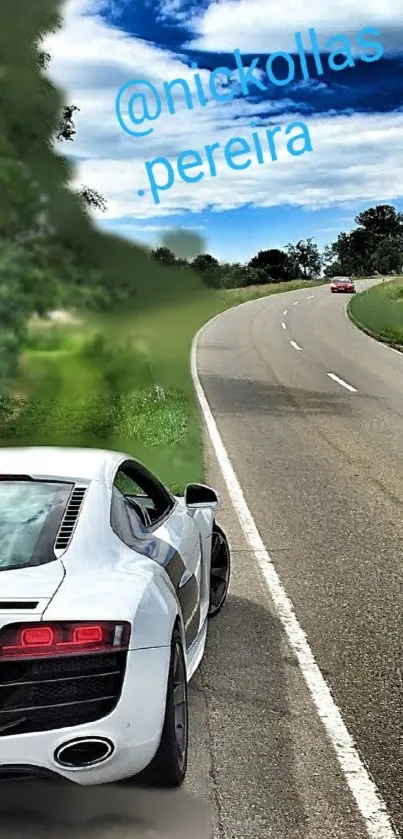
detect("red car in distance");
top-left (330, 276), bottom-right (356, 293)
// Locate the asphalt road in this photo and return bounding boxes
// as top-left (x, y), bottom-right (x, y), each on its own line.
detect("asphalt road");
top-left (188, 278), bottom-right (403, 838)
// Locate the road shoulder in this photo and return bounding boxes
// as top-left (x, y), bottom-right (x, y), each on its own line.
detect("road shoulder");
top-left (186, 424), bottom-right (369, 839)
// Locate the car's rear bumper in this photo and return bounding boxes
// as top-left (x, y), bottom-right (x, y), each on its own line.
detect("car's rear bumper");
top-left (0, 646), bottom-right (171, 785)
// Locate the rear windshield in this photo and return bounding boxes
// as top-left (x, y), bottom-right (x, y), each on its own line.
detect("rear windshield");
top-left (0, 480), bottom-right (73, 571)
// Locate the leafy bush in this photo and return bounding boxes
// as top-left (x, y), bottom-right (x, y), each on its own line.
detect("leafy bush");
top-left (79, 333), bottom-right (155, 395)
top-left (24, 323), bottom-right (73, 351)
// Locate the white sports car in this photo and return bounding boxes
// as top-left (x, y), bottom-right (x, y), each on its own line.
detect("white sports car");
top-left (0, 446), bottom-right (230, 787)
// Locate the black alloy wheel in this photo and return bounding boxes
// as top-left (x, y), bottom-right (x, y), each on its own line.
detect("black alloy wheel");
top-left (208, 522), bottom-right (231, 618)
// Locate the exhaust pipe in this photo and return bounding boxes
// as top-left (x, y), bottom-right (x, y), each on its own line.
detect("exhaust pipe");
top-left (54, 737), bottom-right (114, 769)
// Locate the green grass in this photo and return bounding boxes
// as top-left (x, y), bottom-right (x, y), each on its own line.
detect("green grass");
top-left (219, 277), bottom-right (323, 309)
top-left (1, 278), bottom-right (324, 493)
top-left (348, 278), bottom-right (403, 347)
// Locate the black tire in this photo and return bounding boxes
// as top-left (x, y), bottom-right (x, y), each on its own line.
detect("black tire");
top-left (129, 628), bottom-right (188, 788)
top-left (208, 522), bottom-right (231, 618)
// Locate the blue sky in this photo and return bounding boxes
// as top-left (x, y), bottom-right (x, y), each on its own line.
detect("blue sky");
top-left (47, 0), bottom-right (403, 262)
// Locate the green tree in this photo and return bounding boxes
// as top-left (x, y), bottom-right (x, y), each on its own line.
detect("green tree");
top-left (0, 0), bottom-right (213, 488)
top-left (326, 233), bottom-right (353, 275)
top-left (191, 253), bottom-right (221, 288)
top-left (219, 263), bottom-right (249, 288)
top-left (322, 244), bottom-right (341, 277)
top-left (55, 103), bottom-right (79, 142)
top-left (286, 238), bottom-right (321, 279)
top-left (248, 248), bottom-right (291, 281)
top-left (323, 260), bottom-right (344, 277)
top-left (371, 238), bottom-right (403, 274)
top-left (330, 229), bottom-right (372, 276)
top-left (327, 205), bottom-right (403, 278)
top-left (355, 205), bottom-right (403, 239)
top-left (246, 266), bottom-right (271, 285)
top-left (0, 243), bottom-right (34, 379)
top-left (151, 247), bottom-right (177, 265)
top-left (38, 44), bottom-right (106, 213)
top-left (77, 187), bottom-right (107, 213)
top-left (0, 150), bottom-right (43, 241)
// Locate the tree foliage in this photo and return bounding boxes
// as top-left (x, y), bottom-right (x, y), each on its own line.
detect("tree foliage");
top-left (151, 247), bottom-right (177, 265)
top-left (0, 243), bottom-right (34, 381)
top-left (0, 0), bottom-right (208, 387)
top-left (248, 248), bottom-right (292, 281)
top-left (148, 204), bottom-right (403, 290)
top-left (286, 238), bottom-right (321, 280)
top-left (191, 254), bottom-right (221, 288)
top-left (356, 205), bottom-right (403, 238)
top-left (325, 205), bottom-right (403, 276)
top-left (37, 43), bottom-right (107, 213)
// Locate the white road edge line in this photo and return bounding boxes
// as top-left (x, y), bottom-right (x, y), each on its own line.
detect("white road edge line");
top-left (327, 372), bottom-right (357, 393)
top-left (290, 340), bottom-right (302, 351)
top-left (281, 322), bottom-right (287, 330)
top-left (191, 314), bottom-right (397, 839)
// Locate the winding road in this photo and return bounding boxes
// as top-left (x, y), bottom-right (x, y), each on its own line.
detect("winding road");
top-left (187, 278), bottom-right (403, 839)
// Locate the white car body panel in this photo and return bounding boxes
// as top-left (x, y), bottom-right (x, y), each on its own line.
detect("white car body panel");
top-left (0, 561), bottom-right (65, 602)
top-left (0, 647), bottom-right (171, 784)
top-left (0, 446), bottom-right (223, 784)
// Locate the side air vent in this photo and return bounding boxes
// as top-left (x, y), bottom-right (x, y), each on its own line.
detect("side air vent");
top-left (0, 602), bottom-right (39, 610)
top-left (55, 487), bottom-right (87, 551)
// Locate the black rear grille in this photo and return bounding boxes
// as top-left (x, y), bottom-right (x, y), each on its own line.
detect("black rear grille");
top-left (0, 652), bottom-right (127, 735)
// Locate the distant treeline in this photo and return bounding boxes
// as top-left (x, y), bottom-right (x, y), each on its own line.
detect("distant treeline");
top-left (150, 204), bottom-right (403, 288)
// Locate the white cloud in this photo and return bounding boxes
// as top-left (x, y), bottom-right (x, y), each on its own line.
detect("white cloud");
top-left (71, 111), bottom-right (403, 219)
top-left (46, 0), bottom-right (403, 229)
top-left (156, 0), bottom-right (189, 23)
top-left (184, 0), bottom-right (403, 53)
top-left (115, 223), bottom-right (205, 232)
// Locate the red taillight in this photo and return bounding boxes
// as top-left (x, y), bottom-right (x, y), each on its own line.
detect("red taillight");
top-left (72, 625), bottom-right (103, 645)
top-left (0, 621), bottom-right (130, 659)
top-left (21, 627), bottom-right (54, 647)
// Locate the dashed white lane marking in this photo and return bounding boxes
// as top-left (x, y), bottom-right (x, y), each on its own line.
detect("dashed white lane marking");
top-left (327, 372), bottom-right (357, 392)
top-left (307, 295), bottom-right (314, 299)
top-left (191, 312), bottom-right (396, 839)
top-left (281, 322), bottom-right (287, 330)
top-left (293, 301), bottom-right (299, 306)
top-left (290, 340), bottom-right (302, 351)
top-left (283, 309), bottom-right (288, 316)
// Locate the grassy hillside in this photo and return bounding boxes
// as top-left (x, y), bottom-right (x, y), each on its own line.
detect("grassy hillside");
top-left (348, 278), bottom-right (403, 347)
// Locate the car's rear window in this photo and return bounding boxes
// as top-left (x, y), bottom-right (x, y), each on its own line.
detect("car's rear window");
top-left (0, 480), bottom-right (73, 571)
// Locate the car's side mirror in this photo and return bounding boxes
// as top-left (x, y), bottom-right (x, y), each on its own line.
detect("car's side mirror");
top-left (184, 483), bottom-right (220, 510)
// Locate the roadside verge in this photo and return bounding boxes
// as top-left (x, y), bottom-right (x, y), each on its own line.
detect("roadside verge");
top-left (347, 278), bottom-right (403, 354)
